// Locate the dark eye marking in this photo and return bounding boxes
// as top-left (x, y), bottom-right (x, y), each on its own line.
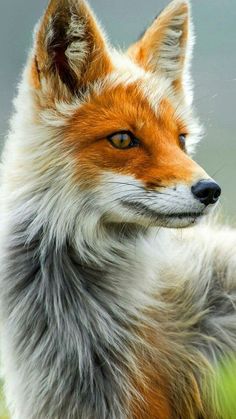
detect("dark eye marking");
top-left (107, 131), bottom-right (140, 150)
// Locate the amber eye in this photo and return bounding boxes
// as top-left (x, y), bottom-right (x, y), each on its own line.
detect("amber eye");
top-left (179, 134), bottom-right (187, 149)
top-left (108, 131), bottom-right (139, 150)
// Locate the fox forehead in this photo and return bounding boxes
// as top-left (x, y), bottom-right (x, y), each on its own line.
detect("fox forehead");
top-left (56, 52), bottom-right (189, 132)
top-left (66, 78), bottom-right (183, 141)
top-left (60, 57), bottom-right (194, 151)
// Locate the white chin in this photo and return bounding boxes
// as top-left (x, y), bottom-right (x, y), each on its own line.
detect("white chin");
top-left (161, 215), bottom-right (203, 229)
top-left (118, 200), bottom-right (206, 229)
top-left (136, 214), bottom-right (204, 229)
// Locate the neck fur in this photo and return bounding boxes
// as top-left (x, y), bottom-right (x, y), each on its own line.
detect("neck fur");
top-left (1, 197), bottom-right (156, 418)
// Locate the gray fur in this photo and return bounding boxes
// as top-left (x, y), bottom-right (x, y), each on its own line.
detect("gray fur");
top-left (1, 212), bottom-right (236, 418)
top-left (1, 219), bottom-right (142, 419)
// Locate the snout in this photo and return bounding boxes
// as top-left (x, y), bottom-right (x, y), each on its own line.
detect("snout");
top-left (191, 180), bottom-right (221, 206)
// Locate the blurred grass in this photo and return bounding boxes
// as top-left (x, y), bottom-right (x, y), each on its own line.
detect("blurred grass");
top-left (214, 358), bottom-right (236, 419)
top-left (0, 381), bottom-right (8, 419)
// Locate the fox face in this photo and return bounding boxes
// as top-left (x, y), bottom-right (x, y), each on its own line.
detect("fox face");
top-left (28, 0), bottom-right (221, 230)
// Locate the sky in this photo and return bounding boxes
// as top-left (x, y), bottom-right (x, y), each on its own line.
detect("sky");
top-left (0, 0), bottom-right (235, 219)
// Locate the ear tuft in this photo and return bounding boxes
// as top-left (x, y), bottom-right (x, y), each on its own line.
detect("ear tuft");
top-left (156, 0), bottom-right (190, 77)
top-left (128, 0), bottom-right (193, 92)
top-left (31, 0), bottom-right (112, 100)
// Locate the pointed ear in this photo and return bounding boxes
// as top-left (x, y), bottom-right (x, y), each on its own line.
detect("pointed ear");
top-left (30, 0), bottom-right (112, 101)
top-left (127, 0), bottom-right (193, 91)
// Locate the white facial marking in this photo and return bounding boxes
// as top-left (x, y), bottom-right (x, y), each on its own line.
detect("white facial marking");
top-left (96, 173), bottom-right (207, 228)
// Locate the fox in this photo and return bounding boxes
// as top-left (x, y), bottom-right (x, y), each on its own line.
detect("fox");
top-left (0, 0), bottom-right (235, 418)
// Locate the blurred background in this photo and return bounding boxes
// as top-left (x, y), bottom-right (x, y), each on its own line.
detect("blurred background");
top-left (0, 0), bottom-right (235, 221)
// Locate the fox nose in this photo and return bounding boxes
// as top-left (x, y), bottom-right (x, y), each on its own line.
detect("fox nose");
top-left (191, 180), bottom-right (221, 206)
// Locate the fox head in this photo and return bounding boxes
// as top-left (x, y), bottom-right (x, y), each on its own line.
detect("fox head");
top-left (19, 0), bottom-right (221, 235)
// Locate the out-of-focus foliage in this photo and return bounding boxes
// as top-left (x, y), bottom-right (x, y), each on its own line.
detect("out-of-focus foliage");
top-left (213, 357), bottom-right (236, 419)
top-left (0, 381), bottom-right (8, 419)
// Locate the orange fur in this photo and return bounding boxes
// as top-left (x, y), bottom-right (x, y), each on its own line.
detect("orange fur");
top-left (130, 318), bottom-right (205, 419)
top-left (132, 378), bottom-right (172, 419)
top-left (131, 350), bottom-right (172, 419)
top-left (65, 83), bottom-right (204, 188)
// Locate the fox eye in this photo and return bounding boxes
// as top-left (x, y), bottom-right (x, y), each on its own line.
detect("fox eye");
top-left (179, 134), bottom-right (187, 149)
top-left (108, 131), bottom-right (139, 150)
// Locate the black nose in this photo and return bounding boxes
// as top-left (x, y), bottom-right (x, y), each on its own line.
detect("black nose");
top-left (191, 180), bottom-right (221, 206)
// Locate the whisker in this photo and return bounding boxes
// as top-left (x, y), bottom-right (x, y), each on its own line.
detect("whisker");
top-left (211, 165), bottom-right (226, 178)
top-left (105, 181), bottom-right (165, 190)
top-left (106, 187), bottom-right (187, 209)
top-left (107, 192), bottom-right (182, 207)
top-left (105, 182), bottom-right (177, 200)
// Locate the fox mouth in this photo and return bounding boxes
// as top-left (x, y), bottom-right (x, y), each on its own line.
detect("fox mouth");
top-left (121, 201), bottom-right (204, 223)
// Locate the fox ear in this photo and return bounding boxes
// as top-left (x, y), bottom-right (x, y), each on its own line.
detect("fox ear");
top-left (30, 0), bottom-right (112, 100)
top-left (128, 0), bottom-right (193, 92)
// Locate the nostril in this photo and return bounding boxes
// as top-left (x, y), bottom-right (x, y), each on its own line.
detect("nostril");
top-left (191, 180), bottom-right (221, 206)
top-left (213, 186), bottom-right (221, 201)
